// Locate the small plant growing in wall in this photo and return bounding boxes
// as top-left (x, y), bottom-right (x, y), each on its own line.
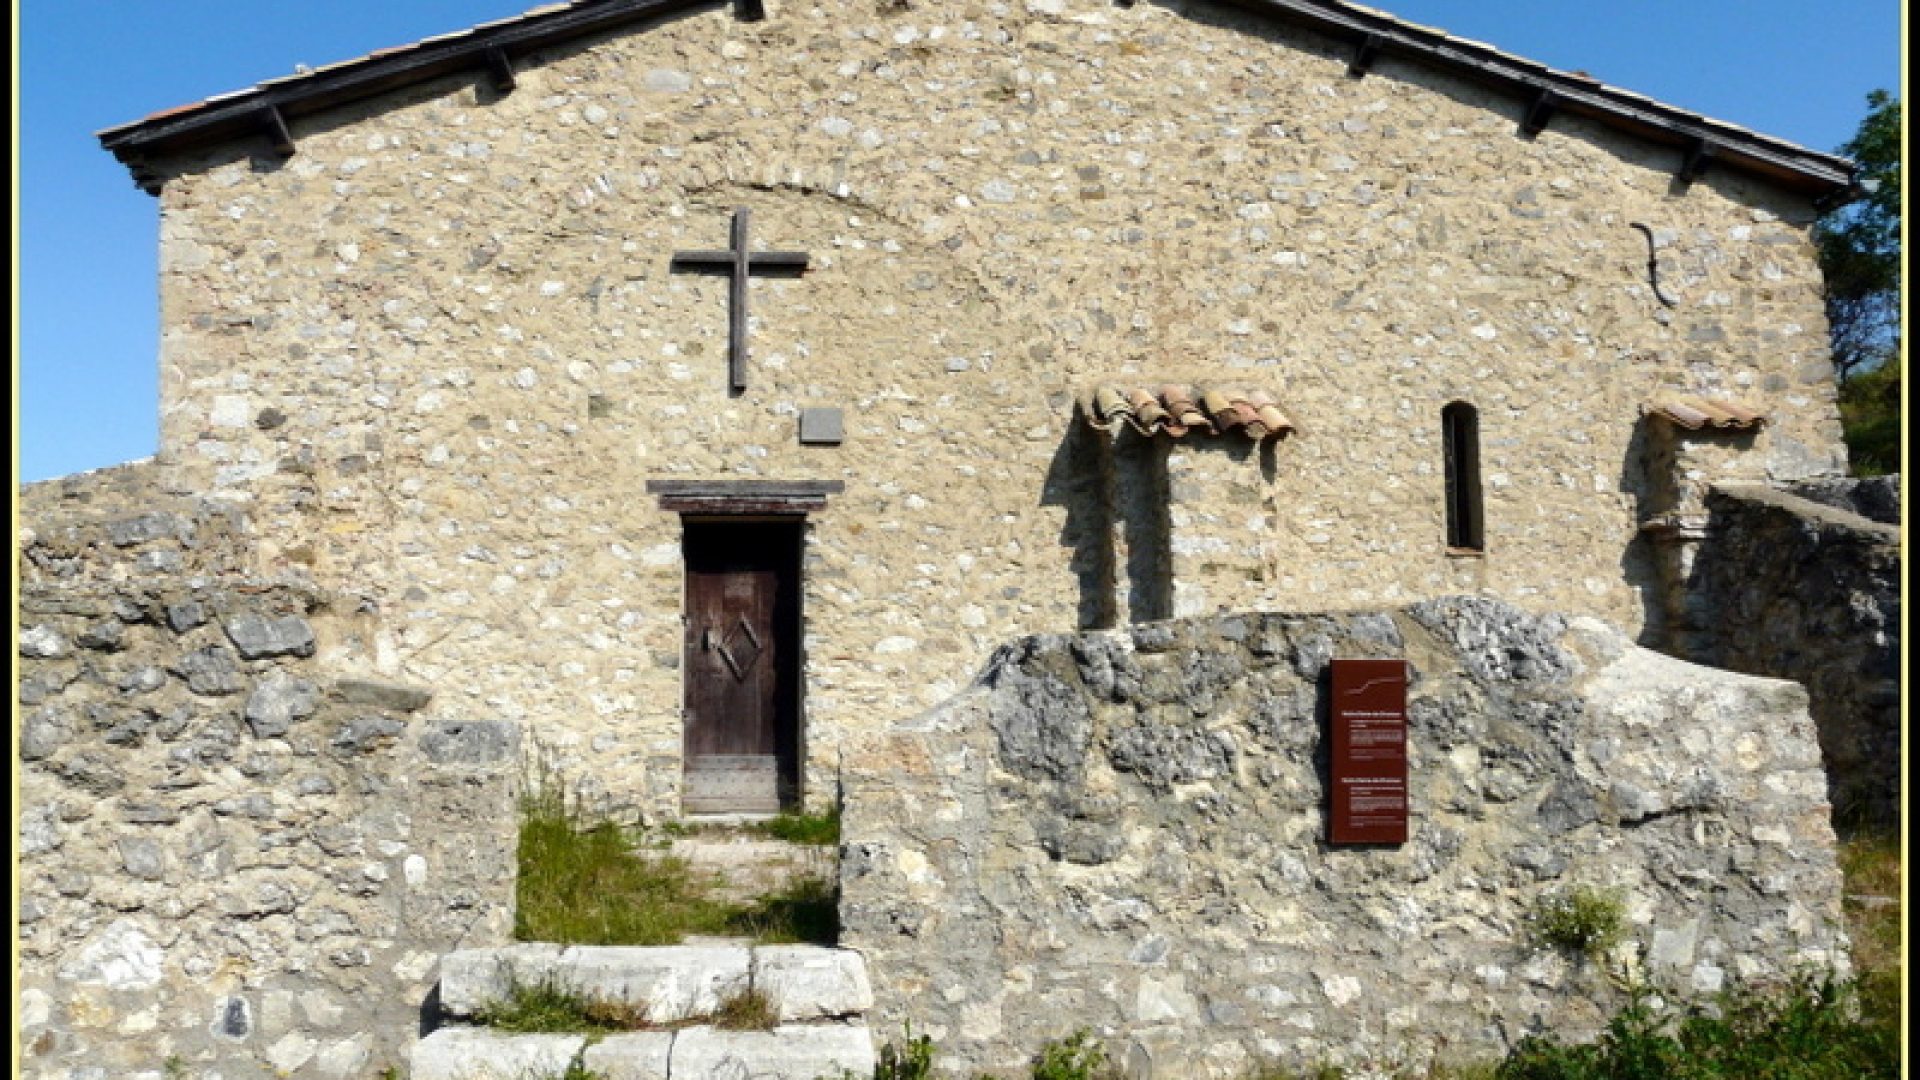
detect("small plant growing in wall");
top-left (1527, 884), bottom-right (1627, 959)
top-left (712, 985), bottom-right (778, 1031)
top-left (864, 1023), bottom-right (936, 1080)
top-left (1030, 1030), bottom-right (1116, 1080)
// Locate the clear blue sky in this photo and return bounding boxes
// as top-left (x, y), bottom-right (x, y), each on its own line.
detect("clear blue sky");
top-left (15, 0), bottom-right (1905, 484)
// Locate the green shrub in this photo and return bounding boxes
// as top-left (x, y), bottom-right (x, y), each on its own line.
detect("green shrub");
top-left (1526, 886), bottom-right (1626, 959)
top-left (1494, 978), bottom-right (1898, 1080)
top-left (1030, 1030), bottom-right (1114, 1080)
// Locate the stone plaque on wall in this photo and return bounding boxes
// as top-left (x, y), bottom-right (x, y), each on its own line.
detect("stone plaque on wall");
top-left (1329, 658), bottom-right (1408, 844)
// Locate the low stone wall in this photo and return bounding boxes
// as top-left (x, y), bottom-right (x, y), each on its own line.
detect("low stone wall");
top-left (839, 599), bottom-right (1848, 1078)
top-left (1784, 474), bottom-right (1901, 527)
top-left (1685, 484), bottom-right (1901, 831)
top-left (17, 466), bottom-right (520, 1079)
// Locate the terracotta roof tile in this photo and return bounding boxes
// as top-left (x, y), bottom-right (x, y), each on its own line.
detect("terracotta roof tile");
top-left (1085, 384), bottom-right (1296, 440)
top-left (1645, 396), bottom-right (1766, 430)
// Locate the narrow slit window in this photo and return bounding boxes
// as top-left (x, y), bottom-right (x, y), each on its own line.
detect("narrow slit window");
top-left (1442, 401), bottom-right (1484, 552)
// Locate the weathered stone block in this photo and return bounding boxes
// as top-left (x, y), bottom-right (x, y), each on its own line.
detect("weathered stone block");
top-left (561, 945), bottom-right (753, 1024)
top-left (223, 613), bottom-right (317, 660)
top-left (333, 677), bottom-right (434, 712)
top-left (669, 1023), bottom-right (875, 1080)
top-left (19, 625), bottom-right (67, 659)
top-left (20, 708), bottom-right (72, 762)
top-left (579, 1032), bottom-right (675, 1080)
top-left (436, 944), bottom-right (568, 1018)
top-left (176, 646), bottom-right (244, 695)
top-left (331, 715), bottom-right (407, 755)
top-left (418, 720), bottom-right (518, 764)
top-left (75, 620), bottom-right (127, 652)
top-left (753, 946), bottom-right (874, 1021)
top-left (107, 512), bottom-right (187, 548)
top-left (245, 670), bottom-right (320, 738)
top-left (411, 1029), bottom-right (586, 1080)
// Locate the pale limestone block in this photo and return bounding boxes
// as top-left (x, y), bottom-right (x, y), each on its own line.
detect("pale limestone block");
top-left (579, 1032), bottom-right (674, 1080)
top-left (752, 946), bottom-right (874, 1021)
top-left (669, 1023), bottom-right (874, 1080)
top-left (411, 1029), bottom-right (585, 1080)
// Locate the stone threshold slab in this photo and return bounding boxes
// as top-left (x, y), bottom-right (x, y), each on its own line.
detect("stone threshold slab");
top-left (439, 943), bottom-right (873, 1024)
top-left (412, 1022), bottom-right (874, 1080)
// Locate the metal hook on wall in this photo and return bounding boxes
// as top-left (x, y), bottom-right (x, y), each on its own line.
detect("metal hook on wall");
top-left (1630, 222), bottom-right (1679, 309)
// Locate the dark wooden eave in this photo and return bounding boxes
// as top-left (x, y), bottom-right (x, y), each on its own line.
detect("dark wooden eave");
top-left (98, 0), bottom-right (1857, 202)
top-left (1228, 0), bottom-right (1856, 201)
top-left (98, 0), bottom-right (713, 194)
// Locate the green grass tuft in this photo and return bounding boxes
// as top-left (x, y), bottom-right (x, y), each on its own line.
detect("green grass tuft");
top-left (515, 761), bottom-right (841, 946)
top-left (514, 799), bottom-right (745, 945)
top-left (712, 986), bottom-right (779, 1031)
top-left (755, 807), bottom-right (843, 846)
top-left (472, 976), bottom-right (650, 1034)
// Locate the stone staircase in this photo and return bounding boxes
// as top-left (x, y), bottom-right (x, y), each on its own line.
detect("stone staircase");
top-left (414, 942), bottom-right (875, 1080)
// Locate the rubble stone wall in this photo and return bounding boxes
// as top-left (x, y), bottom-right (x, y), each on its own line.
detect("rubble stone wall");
top-left (17, 464), bottom-right (521, 1080)
top-left (1783, 473), bottom-right (1901, 526)
top-left (135, 0), bottom-right (1846, 813)
top-left (839, 599), bottom-right (1849, 1078)
top-left (1685, 483), bottom-right (1902, 830)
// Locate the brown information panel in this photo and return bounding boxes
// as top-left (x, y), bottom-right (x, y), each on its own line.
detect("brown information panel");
top-left (1329, 658), bottom-right (1409, 845)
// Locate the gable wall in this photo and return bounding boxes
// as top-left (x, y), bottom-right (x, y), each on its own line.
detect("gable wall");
top-left (145, 0), bottom-right (1844, 813)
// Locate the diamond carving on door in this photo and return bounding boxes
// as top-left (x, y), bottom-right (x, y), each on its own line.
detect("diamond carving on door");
top-left (707, 618), bottom-right (764, 680)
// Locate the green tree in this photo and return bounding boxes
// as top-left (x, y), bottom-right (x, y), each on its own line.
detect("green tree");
top-left (1816, 91), bottom-right (1901, 385)
top-left (1815, 91), bottom-right (1901, 476)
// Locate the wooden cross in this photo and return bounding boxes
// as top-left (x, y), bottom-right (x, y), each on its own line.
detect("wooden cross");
top-left (670, 208), bottom-right (810, 393)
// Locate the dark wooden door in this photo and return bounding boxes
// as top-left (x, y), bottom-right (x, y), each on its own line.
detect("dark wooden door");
top-left (682, 521), bottom-right (801, 813)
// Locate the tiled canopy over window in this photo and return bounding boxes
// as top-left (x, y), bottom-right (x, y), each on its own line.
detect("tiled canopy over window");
top-left (1643, 396), bottom-right (1767, 431)
top-left (1084, 385), bottom-right (1295, 440)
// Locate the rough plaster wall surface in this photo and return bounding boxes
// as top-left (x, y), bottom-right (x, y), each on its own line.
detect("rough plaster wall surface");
top-left (17, 466), bottom-right (521, 1079)
top-left (140, 0), bottom-right (1844, 812)
top-left (1688, 483), bottom-right (1902, 829)
top-left (839, 598), bottom-right (1848, 1077)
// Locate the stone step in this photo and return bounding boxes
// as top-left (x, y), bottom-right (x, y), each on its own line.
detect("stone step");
top-left (440, 943), bottom-right (873, 1025)
top-left (412, 1022), bottom-right (874, 1080)
top-left (637, 831), bottom-right (837, 904)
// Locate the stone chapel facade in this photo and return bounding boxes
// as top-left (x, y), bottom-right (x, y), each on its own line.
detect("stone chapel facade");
top-left (97, 0), bottom-right (1857, 818)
